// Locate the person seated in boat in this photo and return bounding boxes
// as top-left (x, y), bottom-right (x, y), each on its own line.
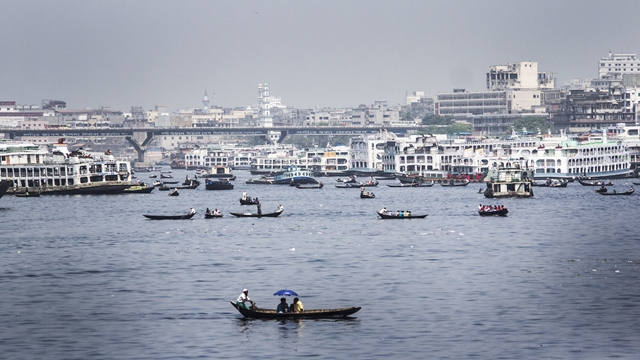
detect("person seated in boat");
top-left (189, 207), bottom-right (196, 215)
top-left (291, 297), bottom-right (304, 313)
top-left (379, 207), bottom-right (387, 215)
top-left (277, 204), bottom-right (284, 212)
top-left (213, 208), bottom-right (221, 216)
top-left (236, 289), bottom-right (254, 309)
top-left (277, 298), bottom-right (290, 313)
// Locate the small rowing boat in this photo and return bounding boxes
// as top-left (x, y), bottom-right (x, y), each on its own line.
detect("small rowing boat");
top-left (230, 301), bottom-right (361, 319)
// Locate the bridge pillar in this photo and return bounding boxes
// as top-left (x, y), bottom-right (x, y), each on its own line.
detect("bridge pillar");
top-left (277, 130), bottom-right (289, 144)
top-left (125, 131), bottom-right (155, 164)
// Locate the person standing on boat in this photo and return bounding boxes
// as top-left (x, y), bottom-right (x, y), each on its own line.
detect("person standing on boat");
top-left (291, 297), bottom-right (304, 313)
top-left (277, 298), bottom-right (290, 313)
top-left (236, 289), bottom-right (254, 309)
top-left (242, 191), bottom-right (247, 200)
top-left (257, 203), bottom-right (262, 215)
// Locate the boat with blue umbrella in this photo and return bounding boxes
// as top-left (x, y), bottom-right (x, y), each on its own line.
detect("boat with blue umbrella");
top-left (230, 288), bottom-right (361, 319)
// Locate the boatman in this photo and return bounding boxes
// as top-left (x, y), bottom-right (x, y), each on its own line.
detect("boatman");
top-left (242, 191), bottom-right (247, 200)
top-left (236, 289), bottom-right (254, 309)
top-left (189, 207), bottom-right (196, 215)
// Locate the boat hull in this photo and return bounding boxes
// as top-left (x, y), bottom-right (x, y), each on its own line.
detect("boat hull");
top-left (143, 213), bottom-right (196, 220)
top-left (377, 212), bottom-right (427, 219)
top-left (230, 301), bottom-right (361, 319)
top-left (229, 210), bottom-right (283, 218)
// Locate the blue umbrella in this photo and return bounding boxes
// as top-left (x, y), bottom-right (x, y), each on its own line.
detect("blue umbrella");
top-left (273, 289), bottom-right (298, 297)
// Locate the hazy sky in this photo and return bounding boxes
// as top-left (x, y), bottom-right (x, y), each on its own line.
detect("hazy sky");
top-left (2, 0), bottom-right (639, 112)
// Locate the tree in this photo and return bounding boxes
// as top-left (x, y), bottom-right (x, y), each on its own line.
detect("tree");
top-left (510, 116), bottom-right (553, 134)
top-left (422, 115), bottom-right (453, 126)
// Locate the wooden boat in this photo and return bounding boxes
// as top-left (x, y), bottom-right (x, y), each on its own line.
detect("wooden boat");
top-left (296, 182), bottom-right (324, 189)
top-left (478, 208), bottom-right (509, 216)
top-left (143, 212), bottom-right (196, 220)
top-left (579, 180), bottom-right (613, 186)
top-left (532, 180), bottom-right (568, 187)
top-left (123, 185), bottom-right (154, 193)
top-left (159, 180), bottom-right (200, 190)
top-left (595, 187), bottom-right (608, 193)
top-left (245, 176), bottom-right (275, 185)
top-left (152, 180), bottom-right (178, 186)
top-left (229, 208), bottom-right (284, 218)
top-left (14, 191), bottom-right (41, 197)
top-left (633, 182), bottom-right (640, 186)
top-left (230, 301), bottom-right (361, 319)
top-left (360, 191), bottom-right (375, 198)
top-left (204, 212), bottom-right (223, 219)
top-left (240, 197), bottom-right (260, 205)
top-left (205, 179), bottom-right (234, 190)
top-left (440, 180), bottom-right (470, 187)
top-left (598, 188), bottom-right (634, 196)
top-left (335, 182), bottom-right (363, 188)
top-left (377, 210), bottom-right (427, 219)
top-left (386, 181), bottom-right (434, 188)
top-left (160, 173), bottom-right (173, 179)
top-left (149, 174), bottom-right (158, 178)
top-left (168, 190), bottom-right (179, 196)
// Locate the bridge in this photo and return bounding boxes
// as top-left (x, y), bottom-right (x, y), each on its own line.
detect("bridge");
top-left (4, 126), bottom-right (421, 162)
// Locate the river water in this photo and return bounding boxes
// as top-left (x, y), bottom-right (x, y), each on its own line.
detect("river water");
top-left (1, 170), bottom-right (639, 359)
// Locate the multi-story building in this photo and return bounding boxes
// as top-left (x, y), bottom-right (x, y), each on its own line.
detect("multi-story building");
top-left (598, 52), bottom-right (640, 79)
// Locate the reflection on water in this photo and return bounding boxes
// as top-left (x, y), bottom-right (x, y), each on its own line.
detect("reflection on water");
top-left (1, 170), bottom-right (640, 358)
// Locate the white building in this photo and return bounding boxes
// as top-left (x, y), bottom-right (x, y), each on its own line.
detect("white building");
top-left (257, 83), bottom-right (273, 127)
top-left (598, 52), bottom-right (640, 79)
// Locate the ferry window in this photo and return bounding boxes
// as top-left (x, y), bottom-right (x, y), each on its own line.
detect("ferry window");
top-left (628, 129), bottom-right (638, 136)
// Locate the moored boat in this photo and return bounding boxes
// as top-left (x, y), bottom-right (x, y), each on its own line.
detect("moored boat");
top-left (1, 139), bottom-right (134, 195)
top-left (230, 301), bottom-right (361, 319)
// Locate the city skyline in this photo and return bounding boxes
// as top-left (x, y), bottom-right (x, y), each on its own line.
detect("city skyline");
top-left (1, 0), bottom-right (639, 111)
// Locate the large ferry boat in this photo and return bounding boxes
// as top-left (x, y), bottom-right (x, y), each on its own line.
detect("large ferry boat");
top-left (0, 139), bottom-right (133, 195)
top-left (483, 163), bottom-right (534, 198)
top-left (458, 129), bottom-right (633, 180)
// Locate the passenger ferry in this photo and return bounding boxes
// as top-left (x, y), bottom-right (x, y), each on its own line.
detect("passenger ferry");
top-left (459, 129), bottom-right (633, 180)
top-left (272, 166), bottom-right (318, 185)
top-left (483, 163), bottom-right (534, 198)
top-left (0, 139), bottom-right (133, 195)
